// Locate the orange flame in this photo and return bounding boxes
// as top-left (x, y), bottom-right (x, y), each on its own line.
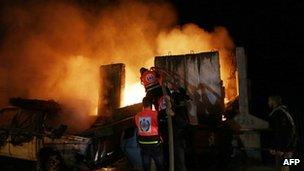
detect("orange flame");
top-left (0, 0), bottom-right (236, 131)
top-left (121, 24), bottom-right (237, 106)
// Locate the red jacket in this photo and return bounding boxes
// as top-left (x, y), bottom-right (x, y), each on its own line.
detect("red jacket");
top-left (134, 108), bottom-right (160, 144)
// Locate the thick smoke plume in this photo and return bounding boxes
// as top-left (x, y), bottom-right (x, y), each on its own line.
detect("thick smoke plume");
top-left (0, 0), bottom-right (235, 132)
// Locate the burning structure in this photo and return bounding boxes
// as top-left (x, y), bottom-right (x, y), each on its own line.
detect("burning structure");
top-left (0, 0), bottom-right (236, 132)
top-left (0, 45), bottom-right (269, 170)
top-left (0, 0), bottom-right (250, 170)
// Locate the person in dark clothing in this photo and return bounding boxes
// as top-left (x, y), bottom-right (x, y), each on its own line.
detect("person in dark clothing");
top-left (134, 97), bottom-right (165, 171)
top-left (140, 67), bottom-right (163, 111)
top-left (170, 86), bottom-right (191, 171)
top-left (267, 95), bottom-right (296, 170)
top-left (156, 90), bottom-right (171, 170)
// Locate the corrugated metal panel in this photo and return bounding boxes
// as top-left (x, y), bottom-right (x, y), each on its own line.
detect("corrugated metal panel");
top-left (155, 52), bottom-right (224, 125)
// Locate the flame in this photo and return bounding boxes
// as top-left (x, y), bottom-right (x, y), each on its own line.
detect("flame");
top-left (224, 97), bottom-right (229, 104)
top-left (0, 0), bottom-right (237, 131)
top-left (121, 67), bottom-right (146, 106)
top-left (93, 106), bottom-right (99, 116)
top-left (120, 25), bottom-right (237, 107)
top-left (122, 82), bottom-right (145, 106)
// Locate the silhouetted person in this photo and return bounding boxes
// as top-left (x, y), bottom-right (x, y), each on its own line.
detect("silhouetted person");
top-left (171, 87), bottom-right (191, 171)
top-left (267, 95), bottom-right (296, 171)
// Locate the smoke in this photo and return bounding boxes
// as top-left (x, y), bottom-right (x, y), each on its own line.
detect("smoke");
top-left (0, 0), bottom-right (235, 132)
top-left (0, 0), bottom-right (176, 132)
top-left (157, 24), bottom-right (236, 99)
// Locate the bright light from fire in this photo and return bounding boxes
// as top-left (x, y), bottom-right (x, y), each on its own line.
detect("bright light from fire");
top-left (121, 67), bottom-right (148, 107)
top-left (122, 82), bottom-right (146, 106)
top-left (0, 0), bottom-right (237, 132)
top-left (224, 97), bottom-right (229, 104)
top-left (92, 106), bottom-right (98, 116)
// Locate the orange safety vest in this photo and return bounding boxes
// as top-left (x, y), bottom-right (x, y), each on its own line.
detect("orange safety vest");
top-left (140, 70), bottom-right (160, 91)
top-left (134, 108), bottom-right (160, 144)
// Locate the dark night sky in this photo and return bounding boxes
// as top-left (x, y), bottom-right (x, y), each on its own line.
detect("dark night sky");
top-left (172, 0), bottom-right (304, 150)
top-left (170, 0), bottom-right (304, 115)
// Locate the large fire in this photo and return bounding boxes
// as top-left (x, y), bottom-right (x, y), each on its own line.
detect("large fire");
top-left (122, 82), bottom-right (145, 107)
top-left (122, 24), bottom-right (236, 107)
top-left (0, 0), bottom-right (236, 131)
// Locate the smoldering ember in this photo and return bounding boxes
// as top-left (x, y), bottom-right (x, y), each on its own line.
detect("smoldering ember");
top-left (0, 0), bottom-right (303, 171)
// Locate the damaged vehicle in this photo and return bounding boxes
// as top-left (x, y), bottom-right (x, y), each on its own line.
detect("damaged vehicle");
top-left (0, 98), bottom-right (141, 170)
top-left (0, 98), bottom-right (98, 170)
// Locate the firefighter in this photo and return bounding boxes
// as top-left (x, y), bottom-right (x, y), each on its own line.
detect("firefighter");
top-left (140, 67), bottom-right (172, 138)
top-left (140, 67), bottom-right (174, 169)
top-left (134, 97), bottom-right (165, 171)
top-left (140, 67), bottom-right (163, 110)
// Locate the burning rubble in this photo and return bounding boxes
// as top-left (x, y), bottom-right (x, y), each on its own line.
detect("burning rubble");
top-left (0, 0), bottom-right (236, 132)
